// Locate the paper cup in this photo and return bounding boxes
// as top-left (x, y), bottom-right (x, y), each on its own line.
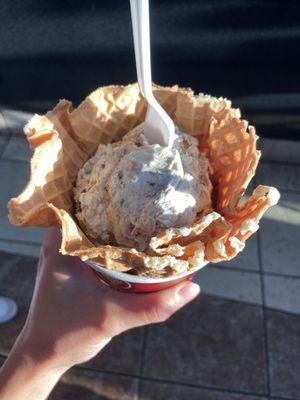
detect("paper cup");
top-left (85, 260), bottom-right (208, 293)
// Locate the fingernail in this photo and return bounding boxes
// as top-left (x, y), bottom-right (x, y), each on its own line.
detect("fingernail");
top-left (177, 282), bottom-right (200, 304)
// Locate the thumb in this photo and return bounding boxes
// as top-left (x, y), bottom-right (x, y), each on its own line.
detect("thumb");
top-left (108, 281), bottom-right (200, 334)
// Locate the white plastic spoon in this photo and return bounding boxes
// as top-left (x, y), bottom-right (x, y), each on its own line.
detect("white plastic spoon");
top-left (130, 0), bottom-right (177, 148)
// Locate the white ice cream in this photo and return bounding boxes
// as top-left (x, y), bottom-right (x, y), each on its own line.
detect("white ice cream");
top-left (74, 125), bottom-right (212, 251)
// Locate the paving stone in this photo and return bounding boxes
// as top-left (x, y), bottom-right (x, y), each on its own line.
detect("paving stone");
top-left (50, 368), bottom-right (138, 400)
top-left (264, 275), bottom-right (300, 315)
top-left (0, 160), bottom-right (44, 244)
top-left (82, 328), bottom-right (145, 376)
top-left (260, 192), bottom-right (300, 276)
top-left (0, 109), bottom-right (33, 136)
top-left (193, 265), bottom-right (262, 305)
top-left (219, 235), bottom-right (260, 271)
top-left (0, 239), bottom-right (41, 258)
top-left (0, 136), bottom-right (8, 155)
top-left (0, 251), bottom-right (37, 355)
top-left (0, 111), bottom-right (10, 136)
top-left (256, 162), bottom-right (300, 192)
top-left (267, 310), bottom-right (300, 399)
top-left (2, 136), bottom-right (32, 162)
top-left (140, 380), bottom-right (268, 400)
top-left (143, 294), bottom-right (267, 393)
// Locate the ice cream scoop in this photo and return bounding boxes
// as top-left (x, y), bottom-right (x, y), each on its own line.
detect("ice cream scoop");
top-left (74, 125), bottom-right (212, 251)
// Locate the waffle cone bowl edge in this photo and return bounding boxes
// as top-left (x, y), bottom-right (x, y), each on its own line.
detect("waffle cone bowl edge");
top-left (7, 83), bottom-right (280, 286)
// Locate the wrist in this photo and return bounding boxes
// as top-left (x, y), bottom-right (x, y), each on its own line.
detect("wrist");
top-left (16, 327), bottom-right (70, 375)
top-left (0, 331), bottom-right (67, 400)
top-left (19, 324), bottom-right (111, 370)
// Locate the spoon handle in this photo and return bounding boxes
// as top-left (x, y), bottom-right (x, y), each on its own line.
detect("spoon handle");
top-left (130, 0), bottom-right (154, 100)
top-left (130, 0), bottom-right (177, 149)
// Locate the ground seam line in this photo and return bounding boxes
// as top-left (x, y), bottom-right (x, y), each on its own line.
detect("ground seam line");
top-left (257, 229), bottom-right (272, 397)
top-left (76, 364), bottom-right (270, 398)
top-left (212, 263), bottom-right (300, 280)
top-left (136, 327), bottom-right (149, 399)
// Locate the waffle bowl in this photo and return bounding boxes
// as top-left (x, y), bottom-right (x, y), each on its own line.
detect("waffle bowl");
top-left (8, 83), bottom-right (280, 292)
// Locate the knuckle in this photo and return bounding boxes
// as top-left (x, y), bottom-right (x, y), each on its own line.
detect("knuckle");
top-left (146, 298), bottom-right (177, 324)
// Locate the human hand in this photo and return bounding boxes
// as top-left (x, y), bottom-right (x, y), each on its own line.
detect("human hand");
top-left (22, 228), bottom-right (200, 370)
top-left (0, 228), bottom-right (199, 400)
